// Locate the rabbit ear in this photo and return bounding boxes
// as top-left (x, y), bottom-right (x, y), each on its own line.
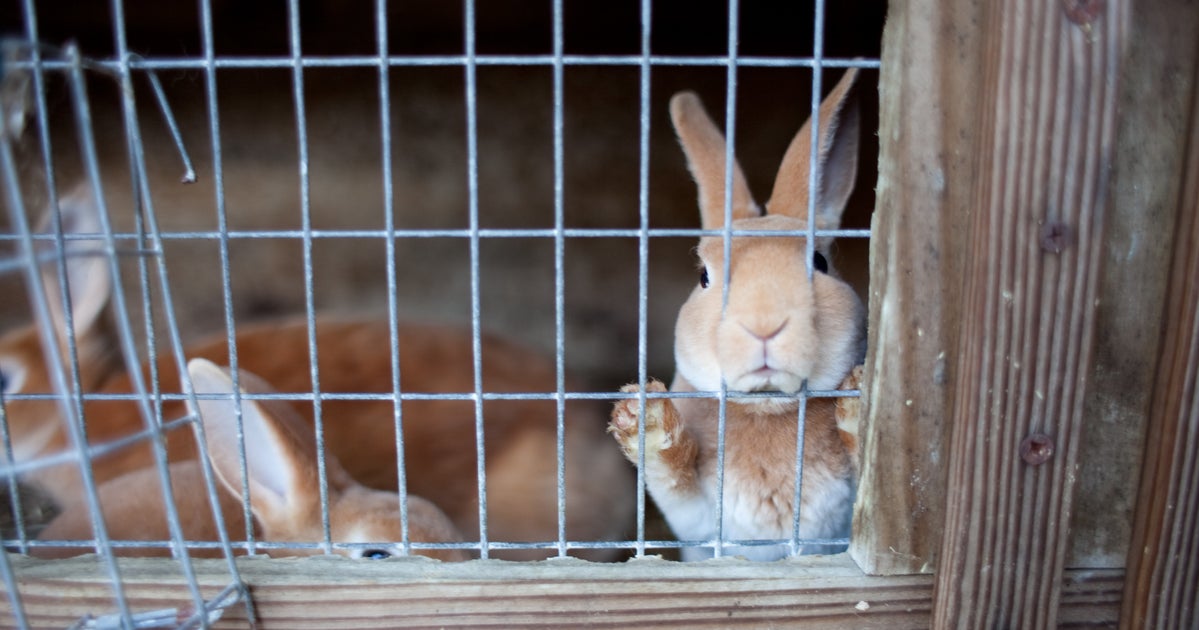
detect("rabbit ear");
top-left (669, 91), bottom-right (760, 229)
top-left (766, 68), bottom-right (860, 233)
top-left (187, 359), bottom-right (320, 529)
top-left (38, 185), bottom-right (111, 347)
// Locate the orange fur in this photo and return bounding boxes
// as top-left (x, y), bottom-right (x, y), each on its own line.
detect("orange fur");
top-left (833, 365), bottom-right (864, 479)
top-left (3, 192), bottom-right (633, 560)
top-left (610, 69), bottom-right (865, 560)
top-left (34, 362), bottom-right (469, 562)
top-left (12, 319), bottom-right (633, 559)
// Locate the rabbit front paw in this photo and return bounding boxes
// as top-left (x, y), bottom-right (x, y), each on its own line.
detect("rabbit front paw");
top-left (834, 364), bottom-right (865, 479)
top-left (608, 379), bottom-right (682, 463)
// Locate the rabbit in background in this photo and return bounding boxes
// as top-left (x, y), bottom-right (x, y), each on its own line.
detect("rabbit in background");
top-left (609, 69), bottom-right (867, 561)
top-left (33, 359), bottom-right (469, 561)
top-left (1, 187), bottom-right (633, 561)
top-left (0, 186), bottom-right (122, 476)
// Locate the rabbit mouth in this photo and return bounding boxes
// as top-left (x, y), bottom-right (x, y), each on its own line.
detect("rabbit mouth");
top-left (750, 366), bottom-right (781, 379)
top-left (735, 367), bottom-right (804, 394)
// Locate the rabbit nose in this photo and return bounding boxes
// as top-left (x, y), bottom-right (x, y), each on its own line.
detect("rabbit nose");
top-left (741, 318), bottom-right (789, 342)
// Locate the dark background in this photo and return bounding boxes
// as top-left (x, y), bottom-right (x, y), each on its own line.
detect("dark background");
top-left (0, 0), bottom-right (886, 390)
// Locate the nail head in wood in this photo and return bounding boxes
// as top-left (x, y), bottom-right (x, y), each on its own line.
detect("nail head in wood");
top-left (1039, 221), bottom-right (1075, 253)
top-left (1020, 433), bottom-right (1055, 465)
top-left (1061, 0), bottom-right (1103, 25)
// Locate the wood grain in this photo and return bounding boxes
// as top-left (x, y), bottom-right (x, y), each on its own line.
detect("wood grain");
top-left (931, 0), bottom-right (1125, 626)
top-left (849, 0), bottom-right (983, 577)
top-left (1071, 0), bottom-right (1199, 570)
top-left (0, 555), bottom-right (1122, 629)
top-left (1120, 27), bottom-right (1199, 629)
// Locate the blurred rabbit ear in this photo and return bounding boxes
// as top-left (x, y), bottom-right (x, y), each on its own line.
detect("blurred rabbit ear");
top-left (670, 91), bottom-right (761, 229)
top-left (766, 68), bottom-right (861, 236)
top-left (187, 359), bottom-right (318, 529)
top-left (37, 185), bottom-right (111, 347)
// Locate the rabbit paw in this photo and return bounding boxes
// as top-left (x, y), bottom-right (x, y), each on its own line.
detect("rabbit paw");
top-left (834, 365), bottom-right (865, 478)
top-left (608, 379), bottom-right (679, 463)
top-left (833, 365), bottom-right (864, 435)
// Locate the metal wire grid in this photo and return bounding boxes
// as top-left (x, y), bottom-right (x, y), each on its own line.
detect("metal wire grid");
top-left (1, 27), bottom-right (250, 630)
top-left (0, 0), bottom-right (879, 627)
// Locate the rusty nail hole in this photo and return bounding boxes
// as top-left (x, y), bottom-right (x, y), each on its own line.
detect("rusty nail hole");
top-left (1061, 0), bottom-right (1103, 24)
top-left (1020, 433), bottom-right (1055, 465)
top-left (1040, 221), bottom-right (1074, 253)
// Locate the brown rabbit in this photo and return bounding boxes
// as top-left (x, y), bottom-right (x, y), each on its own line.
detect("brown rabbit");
top-left (2, 190), bottom-right (633, 560)
top-left (0, 186), bottom-right (120, 474)
top-left (609, 69), bottom-right (866, 560)
top-left (33, 359), bottom-right (469, 561)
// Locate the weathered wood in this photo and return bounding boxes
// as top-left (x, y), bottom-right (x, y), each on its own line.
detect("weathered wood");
top-left (1120, 33), bottom-right (1199, 629)
top-left (931, 0), bottom-right (1124, 627)
top-left (0, 555), bottom-right (1121, 629)
top-left (1071, 0), bottom-right (1199, 570)
top-left (850, 0), bottom-right (983, 576)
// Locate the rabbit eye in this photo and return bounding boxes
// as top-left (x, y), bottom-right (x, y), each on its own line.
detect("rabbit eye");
top-left (0, 358), bottom-right (26, 396)
top-left (699, 268), bottom-right (710, 289)
top-left (360, 548), bottom-right (392, 560)
top-left (812, 252), bottom-right (829, 274)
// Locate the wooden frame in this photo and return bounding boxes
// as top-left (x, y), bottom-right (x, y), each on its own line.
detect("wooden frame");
top-left (4, 0), bottom-right (1199, 627)
top-left (1, 555), bottom-right (1123, 628)
top-left (851, 0), bottom-right (1199, 627)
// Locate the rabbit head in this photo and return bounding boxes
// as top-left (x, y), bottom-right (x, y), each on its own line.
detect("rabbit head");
top-left (31, 359), bottom-right (470, 561)
top-left (188, 358), bottom-right (468, 561)
top-left (670, 69), bottom-right (867, 399)
top-left (0, 185), bottom-right (118, 466)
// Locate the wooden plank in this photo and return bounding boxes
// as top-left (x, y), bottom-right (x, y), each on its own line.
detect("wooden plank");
top-left (0, 555), bottom-right (1121, 629)
top-left (931, 0), bottom-right (1125, 627)
top-left (1120, 31), bottom-right (1199, 630)
top-left (1071, 0), bottom-right (1199, 570)
top-left (849, 0), bottom-right (984, 577)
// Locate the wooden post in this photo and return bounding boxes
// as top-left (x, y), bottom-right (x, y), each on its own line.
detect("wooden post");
top-left (931, 0), bottom-right (1126, 626)
top-left (850, 0), bottom-right (984, 576)
top-left (1120, 30), bottom-right (1199, 628)
top-left (1070, 0), bottom-right (1199, 571)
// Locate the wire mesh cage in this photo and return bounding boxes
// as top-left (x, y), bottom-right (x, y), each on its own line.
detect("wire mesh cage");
top-left (0, 0), bottom-right (884, 627)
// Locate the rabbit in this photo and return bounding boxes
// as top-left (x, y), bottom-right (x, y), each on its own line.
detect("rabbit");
top-left (32, 359), bottom-right (469, 561)
top-left (2, 188), bottom-right (634, 560)
top-left (0, 186), bottom-right (121, 476)
top-left (608, 68), bottom-right (867, 561)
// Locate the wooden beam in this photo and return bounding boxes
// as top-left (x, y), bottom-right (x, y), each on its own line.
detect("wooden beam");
top-left (1070, 0), bottom-right (1199, 570)
top-left (1120, 25), bottom-right (1199, 629)
top-left (0, 555), bottom-right (1121, 629)
top-left (850, 0), bottom-right (984, 576)
top-left (931, 0), bottom-right (1126, 626)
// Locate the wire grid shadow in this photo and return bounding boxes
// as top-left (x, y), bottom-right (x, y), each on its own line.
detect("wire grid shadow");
top-left (0, 0), bottom-right (882, 628)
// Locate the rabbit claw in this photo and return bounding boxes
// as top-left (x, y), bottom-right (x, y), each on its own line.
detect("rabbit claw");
top-left (609, 379), bottom-right (677, 462)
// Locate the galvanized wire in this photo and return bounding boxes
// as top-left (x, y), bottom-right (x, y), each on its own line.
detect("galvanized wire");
top-left (373, 0), bottom-right (416, 560)
top-left (0, 30), bottom-right (252, 629)
top-left (25, 42), bottom-right (138, 626)
top-left (0, 3), bottom-right (876, 625)
top-left (286, 0), bottom-right (334, 555)
top-left (10, 55), bottom-right (881, 72)
top-left (108, 35), bottom-right (251, 630)
top-left (107, 0), bottom-right (213, 617)
top-left (1, 386), bottom-right (857, 407)
top-left (791, 0), bottom-right (826, 556)
top-left (551, 0), bottom-right (569, 559)
top-left (632, 0), bottom-right (653, 559)
top-left (197, 0), bottom-right (260, 566)
top-left (463, 0), bottom-right (491, 560)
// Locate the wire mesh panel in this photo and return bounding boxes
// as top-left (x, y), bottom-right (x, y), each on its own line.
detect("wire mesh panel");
top-left (0, 38), bottom-right (251, 629)
top-left (0, 0), bottom-right (883, 627)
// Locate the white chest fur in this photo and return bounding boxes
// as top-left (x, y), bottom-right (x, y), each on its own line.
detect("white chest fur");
top-left (664, 397), bottom-right (853, 561)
